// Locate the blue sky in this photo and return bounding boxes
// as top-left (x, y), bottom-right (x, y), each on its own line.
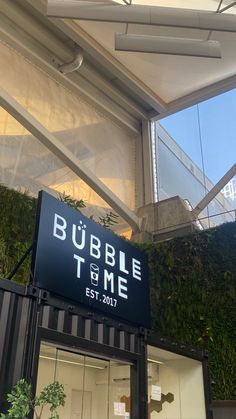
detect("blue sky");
top-left (160, 89), bottom-right (236, 184)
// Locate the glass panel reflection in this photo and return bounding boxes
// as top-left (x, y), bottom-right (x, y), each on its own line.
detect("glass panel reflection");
top-left (110, 361), bottom-right (131, 419)
top-left (153, 122), bottom-right (235, 229)
top-left (147, 345), bottom-right (206, 419)
top-left (36, 343), bottom-right (131, 419)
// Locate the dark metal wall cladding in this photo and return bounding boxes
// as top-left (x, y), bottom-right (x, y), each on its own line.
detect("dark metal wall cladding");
top-left (0, 282), bottom-right (32, 409)
top-left (0, 278), bottom-right (142, 398)
top-left (38, 302), bottom-right (141, 354)
top-left (0, 279), bottom-right (212, 419)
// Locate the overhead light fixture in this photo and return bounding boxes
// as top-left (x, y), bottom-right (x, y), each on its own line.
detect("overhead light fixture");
top-left (47, 1), bottom-right (223, 59)
top-left (47, 2), bottom-right (236, 33)
top-left (147, 358), bottom-right (164, 365)
top-left (40, 355), bottom-right (105, 369)
top-left (115, 34), bottom-right (221, 58)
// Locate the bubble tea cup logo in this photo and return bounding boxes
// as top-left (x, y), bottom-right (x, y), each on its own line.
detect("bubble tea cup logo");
top-left (90, 263), bottom-right (99, 286)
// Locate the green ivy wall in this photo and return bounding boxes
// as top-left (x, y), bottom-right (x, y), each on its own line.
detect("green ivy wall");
top-left (141, 225), bottom-right (236, 400)
top-left (0, 185), bottom-right (36, 284)
top-left (0, 185), bottom-right (235, 400)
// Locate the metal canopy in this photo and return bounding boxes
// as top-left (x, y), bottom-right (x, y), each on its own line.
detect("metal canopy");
top-left (1, 0), bottom-right (236, 119)
top-left (44, 0), bottom-right (236, 117)
top-left (1, 0), bottom-right (236, 233)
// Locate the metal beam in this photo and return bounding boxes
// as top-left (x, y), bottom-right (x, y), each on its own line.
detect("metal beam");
top-left (152, 73), bottom-right (236, 121)
top-left (0, 17), bottom-right (140, 135)
top-left (141, 120), bottom-right (155, 205)
top-left (51, 19), bottom-right (166, 113)
top-left (47, 2), bottom-right (236, 33)
top-left (193, 164), bottom-right (236, 217)
top-left (24, 0), bottom-right (166, 114)
top-left (0, 88), bottom-right (140, 232)
top-left (1, 1), bottom-right (147, 127)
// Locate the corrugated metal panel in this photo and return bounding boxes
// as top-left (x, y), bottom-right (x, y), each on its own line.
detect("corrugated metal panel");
top-left (0, 278), bottom-right (142, 411)
top-left (0, 280), bottom-right (33, 410)
top-left (0, 279), bottom-right (211, 419)
top-left (38, 303), bottom-right (141, 354)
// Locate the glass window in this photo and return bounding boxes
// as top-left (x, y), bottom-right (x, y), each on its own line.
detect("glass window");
top-left (152, 121), bottom-right (235, 229)
top-left (147, 345), bottom-right (206, 419)
top-left (157, 89), bottom-right (236, 228)
top-left (36, 342), bottom-right (131, 419)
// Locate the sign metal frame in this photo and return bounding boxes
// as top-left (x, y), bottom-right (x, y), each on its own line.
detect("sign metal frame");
top-left (32, 191), bottom-right (150, 328)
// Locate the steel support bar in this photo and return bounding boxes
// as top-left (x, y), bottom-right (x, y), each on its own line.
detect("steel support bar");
top-left (1, 1), bottom-right (146, 126)
top-left (47, 2), bottom-right (236, 33)
top-left (142, 120), bottom-right (154, 205)
top-left (219, 1), bottom-right (236, 13)
top-left (0, 88), bottom-right (140, 232)
top-left (193, 163), bottom-right (236, 217)
top-left (153, 73), bottom-right (236, 121)
top-left (23, 0), bottom-right (166, 114)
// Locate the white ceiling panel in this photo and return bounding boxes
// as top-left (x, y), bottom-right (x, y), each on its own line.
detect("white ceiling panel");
top-left (5, 0), bottom-right (236, 116)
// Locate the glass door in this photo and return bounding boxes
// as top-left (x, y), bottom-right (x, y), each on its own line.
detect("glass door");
top-left (35, 342), bottom-right (131, 419)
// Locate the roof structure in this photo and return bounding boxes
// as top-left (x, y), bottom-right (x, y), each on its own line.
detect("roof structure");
top-left (46, 0), bottom-right (236, 118)
top-left (2, 0), bottom-right (236, 125)
top-left (1, 0), bottom-right (236, 233)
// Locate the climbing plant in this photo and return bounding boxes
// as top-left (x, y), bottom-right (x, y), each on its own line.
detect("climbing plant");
top-left (141, 223), bottom-right (236, 400)
top-left (0, 185), bottom-right (118, 283)
top-left (0, 185), bottom-right (37, 284)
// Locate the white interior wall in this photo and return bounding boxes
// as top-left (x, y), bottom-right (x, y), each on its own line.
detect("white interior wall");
top-left (149, 359), bottom-right (206, 419)
top-left (36, 357), bottom-right (102, 419)
top-left (36, 355), bottom-right (130, 419)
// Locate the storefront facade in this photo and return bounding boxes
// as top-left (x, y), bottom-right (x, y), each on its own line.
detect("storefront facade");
top-left (1, 2), bottom-right (230, 417)
top-left (0, 192), bottom-right (212, 419)
top-left (0, 276), bottom-right (212, 419)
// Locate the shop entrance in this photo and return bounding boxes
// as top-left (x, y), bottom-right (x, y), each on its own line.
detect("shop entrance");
top-left (36, 342), bottom-right (131, 419)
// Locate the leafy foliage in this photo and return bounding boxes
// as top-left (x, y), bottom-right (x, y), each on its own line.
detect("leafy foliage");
top-left (0, 379), bottom-right (66, 419)
top-left (0, 186), bottom-right (118, 283)
top-left (0, 379), bottom-right (31, 419)
top-left (35, 381), bottom-right (66, 419)
top-left (58, 192), bottom-right (86, 211)
top-left (0, 186), bottom-right (36, 284)
top-left (98, 211), bottom-right (119, 230)
top-left (59, 192), bottom-right (119, 230)
top-left (141, 222), bottom-right (236, 400)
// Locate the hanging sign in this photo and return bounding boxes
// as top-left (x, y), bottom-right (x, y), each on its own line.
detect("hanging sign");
top-left (32, 191), bottom-right (150, 327)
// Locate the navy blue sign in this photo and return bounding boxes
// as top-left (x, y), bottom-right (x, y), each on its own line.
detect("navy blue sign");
top-left (33, 191), bottom-right (150, 327)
